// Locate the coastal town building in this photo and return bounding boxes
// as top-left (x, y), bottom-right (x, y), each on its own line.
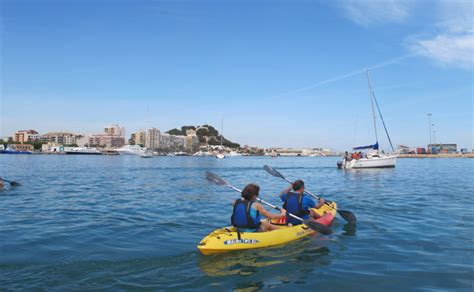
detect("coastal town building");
top-left (13, 130), bottom-right (40, 142)
top-left (41, 143), bottom-right (64, 153)
top-left (88, 134), bottom-right (125, 148)
top-left (264, 148), bottom-right (334, 156)
top-left (75, 136), bottom-right (89, 147)
top-left (428, 143), bottom-right (457, 154)
top-left (41, 132), bottom-right (82, 145)
top-left (160, 133), bottom-right (185, 151)
top-left (10, 144), bottom-right (33, 152)
top-left (146, 128), bottom-right (161, 149)
top-left (186, 129), bottom-right (196, 136)
top-left (185, 134), bottom-right (199, 152)
top-left (131, 130), bottom-right (146, 146)
top-left (86, 124), bottom-right (126, 148)
top-left (104, 124), bottom-right (125, 138)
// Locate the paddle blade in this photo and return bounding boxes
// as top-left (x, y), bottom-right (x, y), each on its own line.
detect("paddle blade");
top-left (205, 171), bottom-right (228, 186)
top-left (9, 181), bottom-right (21, 187)
top-left (338, 210), bottom-right (356, 223)
top-left (303, 220), bottom-right (332, 235)
top-left (3, 179), bottom-right (21, 187)
top-left (263, 165), bottom-right (286, 180)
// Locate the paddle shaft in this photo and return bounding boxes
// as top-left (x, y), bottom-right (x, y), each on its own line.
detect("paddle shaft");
top-left (263, 165), bottom-right (356, 223)
top-left (279, 176), bottom-right (334, 206)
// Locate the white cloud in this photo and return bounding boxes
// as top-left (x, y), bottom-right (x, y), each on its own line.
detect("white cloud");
top-left (339, 0), bottom-right (411, 26)
top-left (410, 33), bottom-right (474, 69)
top-left (409, 1), bottom-right (474, 70)
top-left (337, 0), bottom-right (474, 70)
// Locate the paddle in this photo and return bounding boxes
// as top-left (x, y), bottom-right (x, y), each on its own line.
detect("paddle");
top-left (205, 171), bottom-right (332, 235)
top-left (2, 179), bottom-right (21, 187)
top-left (263, 165), bottom-right (357, 223)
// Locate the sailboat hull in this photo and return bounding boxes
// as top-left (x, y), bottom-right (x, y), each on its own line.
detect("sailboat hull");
top-left (341, 154), bottom-right (397, 169)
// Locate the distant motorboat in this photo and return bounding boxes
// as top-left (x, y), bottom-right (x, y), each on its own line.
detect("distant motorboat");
top-left (266, 152), bottom-right (277, 158)
top-left (115, 145), bottom-right (146, 156)
top-left (228, 151), bottom-right (242, 157)
top-left (140, 151), bottom-right (153, 158)
top-left (216, 153), bottom-right (225, 159)
top-left (64, 147), bottom-right (102, 155)
top-left (194, 151), bottom-right (212, 156)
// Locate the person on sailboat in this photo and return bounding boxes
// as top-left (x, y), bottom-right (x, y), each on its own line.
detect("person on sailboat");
top-left (344, 151), bottom-right (352, 161)
top-left (231, 183), bottom-right (286, 232)
top-left (279, 180), bottom-right (325, 225)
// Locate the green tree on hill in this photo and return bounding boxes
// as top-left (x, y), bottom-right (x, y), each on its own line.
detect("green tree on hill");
top-left (166, 128), bottom-right (184, 136)
top-left (165, 124), bottom-right (240, 149)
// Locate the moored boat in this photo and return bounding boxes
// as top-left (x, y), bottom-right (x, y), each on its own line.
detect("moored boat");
top-left (64, 147), bottom-right (102, 155)
top-left (0, 149), bottom-right (32, 154)
top-left (340, 151), bottom-right (397, 169)
top-left (140, 151), bottom-right (153, 158)
top-left (338, 70), bottom-right (397, 169)
top-left (115, 145), bottom-right (146, 155)
top-left (197, 202), bottom-right (337, 255)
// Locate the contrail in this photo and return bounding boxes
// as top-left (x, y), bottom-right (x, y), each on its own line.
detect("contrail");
top-left (272, 54), bottom-right (414, 98)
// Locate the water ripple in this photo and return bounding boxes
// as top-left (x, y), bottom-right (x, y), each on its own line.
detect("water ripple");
top-left (0, 156), bottom-right (473, 290)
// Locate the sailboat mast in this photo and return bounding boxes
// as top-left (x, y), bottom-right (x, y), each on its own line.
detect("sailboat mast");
top-left (367, 70), bottom-right (379, 143)
top-left (220, 116), bottom-right (223, 146)
top-left (367, 70), bottom-right (395, 152)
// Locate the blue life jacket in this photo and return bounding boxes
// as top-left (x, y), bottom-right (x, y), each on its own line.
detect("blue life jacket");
top-left (231, 199), bottom-right (261, 230)
top-left (283, 192), bottom-right (308, 223)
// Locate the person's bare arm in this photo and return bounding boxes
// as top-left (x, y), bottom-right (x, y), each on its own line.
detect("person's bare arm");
top-left (315, 198), bottom-right (326, 209)
top-left (279, 185), bottom-right (293, 197)
top-left (254, 203), bottom-right (286, 219)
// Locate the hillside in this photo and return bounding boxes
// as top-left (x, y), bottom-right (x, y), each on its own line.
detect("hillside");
top-left (166, 125), bottom-right (240, 148)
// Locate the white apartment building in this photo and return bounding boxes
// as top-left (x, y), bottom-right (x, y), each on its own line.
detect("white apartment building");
top-left (133, 130), bottom-right (147, 146)
top-left (42, 132), bottom-right (82, 145)
top-left (146, 128), bottom-right (161, 149)
top-left (160, 133), bottom-right (185, 150)
top-left (104, 124), bottom-right (125, 138)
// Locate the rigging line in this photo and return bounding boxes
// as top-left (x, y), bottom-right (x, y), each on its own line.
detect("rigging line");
top-left (271, 54), bottom-right (413, 99)
top-left (368, 74), bottom-right (395, 152)
top-left (367, 70), bottom-right (379, 143)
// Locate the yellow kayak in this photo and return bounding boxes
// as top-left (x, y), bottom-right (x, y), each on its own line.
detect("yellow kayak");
top-left (197, 202), bottom-right (337, 255)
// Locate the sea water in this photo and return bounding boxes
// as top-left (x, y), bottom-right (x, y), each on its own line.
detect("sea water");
top-left (1, 155), bottom-right (472, 290)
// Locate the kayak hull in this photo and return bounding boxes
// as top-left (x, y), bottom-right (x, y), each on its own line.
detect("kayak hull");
top-left (197, 202), bottom-right (337, 255)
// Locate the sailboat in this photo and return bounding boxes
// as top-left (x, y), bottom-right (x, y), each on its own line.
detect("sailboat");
top-left (216, 116), bottom-right (226, 159)
top-left (338, 70), bottom-right (398, 169)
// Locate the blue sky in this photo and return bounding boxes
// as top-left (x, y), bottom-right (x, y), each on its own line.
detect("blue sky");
top-left (1, 0), bottom-right (473, 150)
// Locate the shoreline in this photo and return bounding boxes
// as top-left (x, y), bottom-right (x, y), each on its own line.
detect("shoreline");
top-left (398, 153), bottom-right (474, 158)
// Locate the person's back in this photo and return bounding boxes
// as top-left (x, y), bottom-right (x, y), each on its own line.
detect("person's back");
top-left (280, 180), bottom-right (315, 225)
top-left (231, 198), bottom-right (261, 232)
top-left (231, 183), bottom-right (286, 232)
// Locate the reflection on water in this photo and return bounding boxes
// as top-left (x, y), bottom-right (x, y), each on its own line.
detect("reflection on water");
top-left (342, 223), bottom-right (357, 236)
top-left (199, 238), bottom-right (331, 277)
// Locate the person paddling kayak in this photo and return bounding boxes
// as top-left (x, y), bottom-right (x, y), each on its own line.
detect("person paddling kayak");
top-left (280, 180), bottom-right (325, 225)
top-left (231, 183), bottom-right (286, 232)
top-left (0, 178), bottom-right (4, 190)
